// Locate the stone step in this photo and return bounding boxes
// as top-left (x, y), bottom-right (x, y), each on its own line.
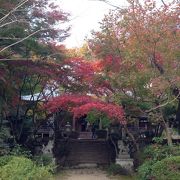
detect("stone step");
top-left (66, 140), bottom-right (109, 165)
top-left (78, 132), bottom-right (92, 139)
top-left (75, 163), bottom-right (98, 168)
top-left (55, 139), bottom-right (113, 166)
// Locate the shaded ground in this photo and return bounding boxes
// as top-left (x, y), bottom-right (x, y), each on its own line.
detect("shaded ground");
top-left (55, 168), bottom-right (134, 180)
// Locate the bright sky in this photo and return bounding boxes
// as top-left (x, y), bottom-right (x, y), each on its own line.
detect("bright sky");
top-left (59, 0), bottom-right (128, 48)
top-left (58, 0), bottom-right (172, 48)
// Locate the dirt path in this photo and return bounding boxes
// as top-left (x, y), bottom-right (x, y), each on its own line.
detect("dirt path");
top-left (55, 168), bottom-right (113, 180)
top-left (55, 168), bottom-right (135, 180)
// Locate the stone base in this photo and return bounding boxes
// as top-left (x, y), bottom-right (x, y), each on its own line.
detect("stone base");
top-left (118, 154), bottom-right (130, 159)
top-left (116, 158), bottom-right (134, 173)
top-left (76, 163), bottom-right (98, 168)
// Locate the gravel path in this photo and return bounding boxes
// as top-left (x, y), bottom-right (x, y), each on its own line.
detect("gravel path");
top-left (55, 168), bottom-right (112, 180)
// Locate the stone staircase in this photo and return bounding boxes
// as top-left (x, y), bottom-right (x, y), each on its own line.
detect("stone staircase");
top-left (63, 139), bottom-right (110, 166)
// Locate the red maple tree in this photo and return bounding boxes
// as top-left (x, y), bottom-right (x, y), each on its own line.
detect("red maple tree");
top-left (45, 94), bottom-right (125, 125)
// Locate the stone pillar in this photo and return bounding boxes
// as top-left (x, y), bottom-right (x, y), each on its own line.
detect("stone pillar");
top-left (121, 128), bottom-right (126, 139)
top-left (73, 118), bottom-right (76, 131)
top-left (42, 129), bottom-right (55, 164)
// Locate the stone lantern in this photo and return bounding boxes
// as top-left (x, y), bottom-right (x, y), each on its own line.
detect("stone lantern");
top-left (116, 140), bottom-right (134, 173)
top-left (64, 122), bottom-right (72, 136)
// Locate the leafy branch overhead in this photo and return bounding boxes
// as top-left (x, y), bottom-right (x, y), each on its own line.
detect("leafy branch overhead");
top-left (0, 0), bottom-right (70, 58)
top-left (45, 94), bottom-right (125, 125)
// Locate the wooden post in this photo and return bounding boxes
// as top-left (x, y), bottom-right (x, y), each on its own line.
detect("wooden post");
top-left (99, 118), bottom-right (102, 130)
top-left (73, 118), bottom-right (76, 131)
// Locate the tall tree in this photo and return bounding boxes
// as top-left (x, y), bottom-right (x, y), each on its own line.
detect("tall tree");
top-left (87, 0), bottom-right (180, 144)
top-left (0, 0), bottom-right (71, 143)
top-left (0, 0), bottom-right (70, 59)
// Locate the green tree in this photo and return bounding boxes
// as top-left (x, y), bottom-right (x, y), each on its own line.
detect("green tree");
top-left (0, 0), bottom-right (70, 59)
top-left (87, 0), bottom-right (180, 145)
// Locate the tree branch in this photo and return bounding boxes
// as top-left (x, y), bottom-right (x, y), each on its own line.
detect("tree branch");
top-left (0, 0), bottom-right (28, 24)
top-left (146, 93), bottom-right (180, 113)
top-left (0, 28), bottom-right (48, 53)
top-left (0, 58), bottom-right (45, 62)
top-left (0, 37), bottom-right (23, 40)
top-left (89, 0), bottom-right (123, 9)
top-left (0, 19), bottom-right (28, 28)
top-left (161, 0), bottom-right (167, 7)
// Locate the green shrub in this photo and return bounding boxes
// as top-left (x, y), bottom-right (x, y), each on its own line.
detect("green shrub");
top-left (138, 144), bottom-right (180, 180)
top-left (10, 144), bottom-right (32, 158)
top-left (107, 163), bottom-right (129, 175)
top-left (142, 144), bottom-right (180, 161)
top-left (0, 155), bottom-right (13, 167)
top-left (0, 156), bottom-right (52, 180)
top-left (150, 156), bottom-right (180, 180)
top-left (33, 154), bottom-right (53, 166)
top-left (152, 137), bottom-right (163, 144)
top-left (137, 160), bottom-right (155, 180)
top-left (0, 127), bottom-right (11, 155)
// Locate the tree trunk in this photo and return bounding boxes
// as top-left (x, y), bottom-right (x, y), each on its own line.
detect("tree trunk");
top-left (110, 135), bottom-right (118, 157)
top-left (162, 120), bottom-right (173, 146)
top-left (124, 126), bottom-right (140, 153)
top-left (99, 118), bottom-right (102, 130)
top-left (160, 110), bottom-right (173, 146)
top-left (175, 98), bottom-right (180, 134)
